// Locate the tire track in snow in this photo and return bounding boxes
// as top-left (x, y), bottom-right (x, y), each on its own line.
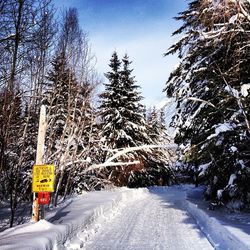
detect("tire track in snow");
top-left (84, 189), bottom-right (214, 250)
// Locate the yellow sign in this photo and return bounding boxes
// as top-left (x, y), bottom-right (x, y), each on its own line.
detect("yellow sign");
top-left (32, 165), bottom-right (55, 192)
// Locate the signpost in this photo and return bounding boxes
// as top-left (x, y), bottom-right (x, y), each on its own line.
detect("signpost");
top-left (31, 105), bottom-right (51, 222)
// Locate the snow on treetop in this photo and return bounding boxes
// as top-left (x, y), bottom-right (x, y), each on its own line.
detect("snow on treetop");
top-left (212, 0), bottom-right (249, 7)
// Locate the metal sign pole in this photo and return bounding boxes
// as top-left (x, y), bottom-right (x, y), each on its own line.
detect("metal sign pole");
top-left (31, 105), bottom-right (47, 222)
top-left (40, 204), bottom-right (45, 220)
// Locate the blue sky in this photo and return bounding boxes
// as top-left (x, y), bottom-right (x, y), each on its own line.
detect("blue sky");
top-left (53, 0), bottom-right (187, 107)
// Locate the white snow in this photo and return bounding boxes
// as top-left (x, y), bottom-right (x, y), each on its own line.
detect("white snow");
top-left (217, 189), bottom-right (223, 200)
top-left (237, 159), bottom-right (246, 169)
top-left (186, 186), bottom-right (250, 250)
top-left (241, 84), bottom-right (250, 97)
top-left (230, 146), bottom-right (238, 152)
top-left (225, 85), bottom-right (239, 98)
top-left (198, 162), bottom-right (212, 176)
top-left (229, 13), bottom-right (245, 23)
top-left (0, 186), bottom-right (250, 250)
top-left (228, 174), bottom-right (237, 185)
top-left (207, 123), bottom-right (233, 140)
top-left (155, 98), bottom-right (173, 110)
top-left (84, 187), bottom-right (212, 250)
top-left (86, 156), bottom-right (91, 163)
top-left (212, 0), bottom-right (220, 7)
top-left (0, 188), bottom-right (147, 250)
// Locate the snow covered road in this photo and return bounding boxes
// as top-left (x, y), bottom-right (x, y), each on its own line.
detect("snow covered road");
top-left (83, 187), bottom-right (213, 250)
top-left (2, 186), bottom-right (249, 249)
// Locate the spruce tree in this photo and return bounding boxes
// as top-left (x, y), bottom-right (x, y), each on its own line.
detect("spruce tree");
top-left (43, 53), bottom-right (78, 204)
top-left (164, 0), bottom-right (250, 207)
top-left (145, 107), bottom-right (175, 186)
top-left (43, 53), bottom-right (101, 201)
top-left (44, 53), bottom-right (73, 140)
top-left (100, 52), bottom-right (175, 187)
top-left (100, 52), bottom-right (148, 151)
top-left (119, 54), bottom-right (149, 147)
top-left (147, 107), bottom-right (161, 143)
top-left (99, 52), bottom-right (150, 185)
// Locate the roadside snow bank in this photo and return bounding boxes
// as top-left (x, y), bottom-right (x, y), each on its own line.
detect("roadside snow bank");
top-left (185, 187), bottom-right (250, 250)
top-left (0, 188), bottom-right (149, 250)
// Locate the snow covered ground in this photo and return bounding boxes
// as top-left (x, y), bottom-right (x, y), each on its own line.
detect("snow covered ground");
top-left (0, 185), bottom-right (250, 250)
top-left (84, 187), bottom-right (212, 250)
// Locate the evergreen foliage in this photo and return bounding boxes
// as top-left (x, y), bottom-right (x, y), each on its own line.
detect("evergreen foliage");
top-left (100, 52), bottom-right (148, 151)
top-left (99, 52), bottom-right (148, 185)
top-left (99, 52), bottom-right (175, 187)
top-left (164, 0), bottom-right (250, 208)
top-left (43, 53), bottom-right (75, 152)
top-left (43, 52), bottom-right (100, 202)
top-left (0, 2), bottom-right (100, 226)
top-left (145, 107), bottom-right (176, 186)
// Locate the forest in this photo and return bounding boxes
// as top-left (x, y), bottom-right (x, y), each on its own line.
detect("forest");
top-left (0, 0), bottom-right (174, 227)
top-left (0, 0), bottom-right (250, 228)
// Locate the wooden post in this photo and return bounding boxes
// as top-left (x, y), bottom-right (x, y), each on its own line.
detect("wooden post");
top-left (31, 105), bottom-right (47, 222)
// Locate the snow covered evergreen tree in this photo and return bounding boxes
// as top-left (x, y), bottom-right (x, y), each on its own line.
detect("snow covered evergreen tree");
top-left (164, 0), bottom-right (250, 208)
top-left (43, 53), bottom-right (73, 144)
top-left (99, 52), bottom-right (175, 187)
top-left (145, 107), bottom-right (176, 186)
top-left (99, 52), bottom-right (148, 185)
top-left (43, 52), bottom-right (101, 202)
top-left (147, 107), bottom-right (160, 143)
top-left (99, 52), bottom-right (148, 150)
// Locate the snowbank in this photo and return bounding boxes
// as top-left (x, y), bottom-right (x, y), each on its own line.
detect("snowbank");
top-left (0, 188), bottom-right (149, 250)
top-left (186, 202), bottom-right (249, 249)
top-left (185, 187), bottom-right (250, 250)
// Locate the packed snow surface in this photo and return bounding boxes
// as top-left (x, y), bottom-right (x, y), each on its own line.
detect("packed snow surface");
top-left (1, 186), bottom-right (250, 250)
top-left (84, 187), bottom-right (212, 250)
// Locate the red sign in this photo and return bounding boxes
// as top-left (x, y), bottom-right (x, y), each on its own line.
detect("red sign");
top-left (38, 192), bottom-right (50, 205)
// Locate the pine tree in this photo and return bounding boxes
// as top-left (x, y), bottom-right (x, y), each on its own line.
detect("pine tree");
top-left (43, 53), bottom-right (100, 203)
top-left (99, 51), bottom-right (123, 150)
top-left (145, 107), bottom-right (176, 187)
top-left (164, 0), bottom-right (250, 207)
top-left (99, 52), bottom-right (175, 187)
top-left (99, 52), bottom-right (150, 186)
top-left (119, 54), bottom-right (149, 147)
top-left (42, 53), bottom-right (78, 205)
top-left (44, 53), bottom-right (72, 140)
top-left (100, 52), bottom-right (148, 150)
top-left (147, 107), bottom-right (161, 143)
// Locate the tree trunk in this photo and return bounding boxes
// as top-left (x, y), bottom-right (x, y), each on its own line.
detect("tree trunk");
top-left (9, 190), bottom-right (16, 228)
top-left (53, 170), bottom-right (64, 207)
top-left (63, 169), bottom-right (72, 200)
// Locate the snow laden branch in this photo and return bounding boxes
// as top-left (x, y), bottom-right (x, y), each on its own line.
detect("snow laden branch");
top-left (187, 97), bottom-right (216, 108)
top-left (85, 144), bottom-right (177, 172)
top-left (216, 65), bottom-right (250, 134)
